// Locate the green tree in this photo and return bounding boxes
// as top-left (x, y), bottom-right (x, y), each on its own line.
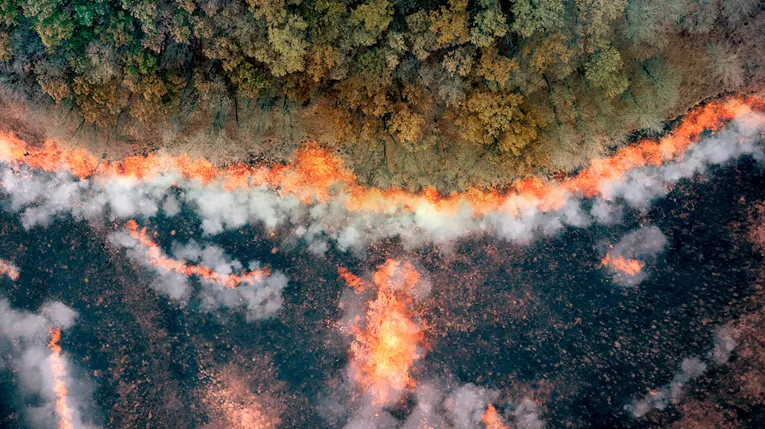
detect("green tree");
top-left (584, 45), bottom-right (628, 98)
top-left (511, 0), bottom-right (565, 38)
top-left (22, 0), bottom-right (74, 48)
top-left (469, 0), bottom-right (508, 48)
top-left (349, 0), bottom-right (392, 47)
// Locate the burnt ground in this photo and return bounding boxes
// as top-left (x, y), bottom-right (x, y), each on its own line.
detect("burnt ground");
top-left (0, 157), bottom-right (763, 428)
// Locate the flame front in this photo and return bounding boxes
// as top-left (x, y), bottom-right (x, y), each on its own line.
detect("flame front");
top-left (481, 404), bottom-right (509, 429)
top-left (124, 220), bottom-right (270, 288)
top-left (601, 253), bottom-right (645, 276)
top-left (0, 95), bottom-right (761, 218)
top-left (0, 259), bottom-right (19, 280)
top-left (343, 260), bottom-right (425, 404)
top-left (48, 327), bottom-right (74, 429)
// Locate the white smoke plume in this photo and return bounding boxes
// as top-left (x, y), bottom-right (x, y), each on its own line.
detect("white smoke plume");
top-left (708, 324), bottom-right (738, 365)
top-left (602, 225), bottom-right (668, 287)
top-left (0, 112), bottom-right (761, 254)
top-left (443, 383), bottom-right (500, 429)
top-left (624, 356), bottom-right (707, 418)
top-left (625, 324), bottom-right (739, 418)
top-left (597, 112), bottom-right (765, 211)
top-left (399, 382), bottom-right (450, 429)
top-left (440, 383), bottom-right (545, 429)
top-left (0, 299), bottom-right (99, 429)
top-left (108, 230), bottom-right (287, 321)
top-left (317, 376), bottom-right (545, 429)
top-left (512, 398), bottom-right (545, 429)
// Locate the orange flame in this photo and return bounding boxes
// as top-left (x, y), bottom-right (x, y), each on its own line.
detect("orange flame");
top-left (338, 267), bottom-right (366, 293)
top-left (481, 404), bottom-right (509, 429)
top-left (601, 253), bottom-right (645, 276)
top-left (48, 327), bottom-right (74, 429)
top-left (0, 95), bottom-right (761, 218)
top-left (0, 259), bottom-right (19, 280)
top-left (345, 260), bottom-right (425, 404)
top-left (124, 220), bottom-right (270, 288)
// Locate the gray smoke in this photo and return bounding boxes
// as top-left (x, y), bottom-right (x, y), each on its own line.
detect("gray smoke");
top-left (108, 230), bottom-right (287, 321)
top-left (603, 225), bottom-right (669, 287)
top-left (0, 111), bottom-right (761, 253)
top-left (317, 375), bottom-right (545, 429)
top-left (0, 299), bottom-right (99, 429)
top-left (625, 324), bottom-right (739, 418)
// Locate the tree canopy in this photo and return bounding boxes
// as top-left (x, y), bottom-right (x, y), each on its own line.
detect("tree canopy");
top-left (0, 0), bottom-right (762, 191)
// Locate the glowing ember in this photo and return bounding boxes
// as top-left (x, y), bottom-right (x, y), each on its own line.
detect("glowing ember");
top-left (48, 327), bottom-right (74, 429)
top-left (124, 220), bottom-right (270, 288)
top-left (481, 404), bottom-right (509, 429)
top-left (344, 260), bottom-right (425, 404)
top-left (601, 253), bottom-right (645, 276)
top-left (199, 362), bottom-right (285, 429)
top-left (0, 96), bottom-right (761, 218)
top-left (338, 267), bottom-right (366, 293)
top-left (0, 259), bottom-right (19, 280)
top-left (202, 380), bottom-right (277, 429)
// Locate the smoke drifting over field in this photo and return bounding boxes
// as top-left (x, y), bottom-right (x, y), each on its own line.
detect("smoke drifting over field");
top-left (0, 97), bottom-right (759, 254)
top-left (601, 225), bottom-right (668, 286)
top-left (624, 325), bottom-right (739, 418)
top-left (0, 95), bottom-right (763, 428)
top-left (0, 300), bottom-right (98, 429)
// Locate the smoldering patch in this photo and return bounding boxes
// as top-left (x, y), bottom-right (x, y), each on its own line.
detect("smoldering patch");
top-left (600, 225), bottom-right (668, 287)
top-left (197, 355), bottom-right (287, 429)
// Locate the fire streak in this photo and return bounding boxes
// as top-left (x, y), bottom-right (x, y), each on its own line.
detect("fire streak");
top-left (481, 404), bottom-right (509, 429)
top-left (0, 96), bottom-right (762, 217)
top-left (48, 327), bottom-right (74, 429)
top-left (337, 267), bottom-right (365, 293)
top-left (342, 260), bottom-right (425, 404)
top-left (601, 253), bottom-right (645, 276)
top-left (0, 259), bottom-right (19, 280)
top-left (124, 220), bottom-right (270, 288)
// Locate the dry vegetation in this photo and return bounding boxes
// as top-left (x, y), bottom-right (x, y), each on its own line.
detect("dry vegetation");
top-left (0, 1), bottom-right (764, 191)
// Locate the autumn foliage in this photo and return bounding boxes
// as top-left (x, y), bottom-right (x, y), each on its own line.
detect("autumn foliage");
top-left (0, 94), bottom-right (760, 221)
top-left (0, 0), bottom-right (763, 191)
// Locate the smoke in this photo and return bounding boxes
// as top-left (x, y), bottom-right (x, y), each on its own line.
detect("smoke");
top-left (624, 357), bottom-right (708, 418)
top-left (108, 227), bottom-right (287, 321)
top-left (398, 382), bottom-right (450, 429)
top-left (340, 260), bottom-right (427, 406)
top-left (0, 97), bottom-right (758, 429)
top-left (0, 103), bottom-right (760, 257)
top-left (601, 225), bottom-right (668, 286)
top-left (329, 261), bottom-right (547, 429)
top-left (624, 324), bottom-right (739, 418)
top-left (441, 384), bottom-right (544, 429)
top-left (0, 299), bottom-right (99, 429)
top-left (317, 377), bottom-right (545, 429)
top-left (598, 111), bottom-right (765, 210)
top-left (511, 399), bottom-right (545, 429)
top-left (198, 358), bottom-right (287, 429)
top-left (707, 324), bottom-right (738, 365)
top-left (444, 383), bottom-right (500, 429)
top-left (40, 301), bottom-right (78, 329)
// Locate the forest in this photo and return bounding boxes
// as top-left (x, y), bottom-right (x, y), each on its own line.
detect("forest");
top-left (0, 0), bottom-right (763, 191)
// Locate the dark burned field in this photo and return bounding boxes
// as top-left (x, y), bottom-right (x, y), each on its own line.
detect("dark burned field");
top-left (1, 158), bottom-right (765, 429)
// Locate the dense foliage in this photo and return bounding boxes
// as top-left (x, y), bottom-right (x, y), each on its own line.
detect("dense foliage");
top-left (0, 0), bottom-right (763, 190)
